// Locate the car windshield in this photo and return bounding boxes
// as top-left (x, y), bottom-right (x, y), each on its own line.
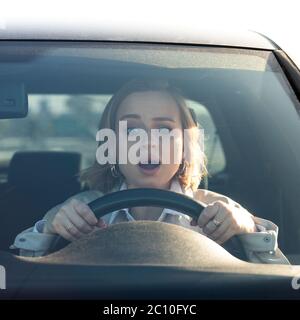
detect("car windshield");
top-left (1, 41), bottom-right (300, 267)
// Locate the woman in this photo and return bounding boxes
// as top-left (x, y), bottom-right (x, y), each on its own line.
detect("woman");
top-left (11, 79), bottom-right (289, 264)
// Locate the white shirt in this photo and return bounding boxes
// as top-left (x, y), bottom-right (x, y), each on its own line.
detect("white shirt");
top-left (107, 179), bottom-right (202, 234)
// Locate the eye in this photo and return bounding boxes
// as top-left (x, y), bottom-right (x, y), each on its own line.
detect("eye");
top-left (157, 126), bottom-right (172, 134)
top-left (127, 127), bottom-right (143, 135)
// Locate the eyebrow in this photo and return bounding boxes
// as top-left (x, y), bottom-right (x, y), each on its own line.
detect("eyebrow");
top-left (119, 114), bottom-right (140, 121)
top-left (119, 114), bottom-right (175, 122)
top-left (152, 116), bottom-right (175, 122)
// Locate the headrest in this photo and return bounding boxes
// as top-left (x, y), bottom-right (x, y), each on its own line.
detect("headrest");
top-left (8, 151), bottom-right (81, 188)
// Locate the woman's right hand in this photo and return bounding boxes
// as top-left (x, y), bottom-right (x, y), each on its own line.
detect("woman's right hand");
top-left (43, 199), bottom-right (107, 241)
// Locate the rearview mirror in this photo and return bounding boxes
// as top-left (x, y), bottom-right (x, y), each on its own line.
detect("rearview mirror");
top-left (0, 82), bottom-right (28, 119)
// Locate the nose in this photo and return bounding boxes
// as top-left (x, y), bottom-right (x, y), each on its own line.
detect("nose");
top-left (138, 128), bottom-right (159, 147)
top-left (139, 129), bottom-right (160, 162)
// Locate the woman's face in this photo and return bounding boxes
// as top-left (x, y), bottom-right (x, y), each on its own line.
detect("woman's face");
top-left (116, 90), bottom-right (183, 189)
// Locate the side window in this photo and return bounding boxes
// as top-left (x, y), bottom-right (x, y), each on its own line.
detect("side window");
top-left (186, 100), bottom-right (226, 176)
top-left (0, 94), bottom-right (111, 173)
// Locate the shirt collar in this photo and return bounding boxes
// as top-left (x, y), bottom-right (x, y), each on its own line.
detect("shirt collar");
top-left (108, 178), bottom-right (193, 225)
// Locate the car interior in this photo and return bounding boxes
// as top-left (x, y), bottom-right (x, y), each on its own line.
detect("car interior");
top-left (0, 151), bottom-right (82, 251)
top-left (1, 42), bottom-right (300, 298)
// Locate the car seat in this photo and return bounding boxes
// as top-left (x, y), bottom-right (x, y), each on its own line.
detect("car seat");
top-left (0, 151), bottom-right (82, 251)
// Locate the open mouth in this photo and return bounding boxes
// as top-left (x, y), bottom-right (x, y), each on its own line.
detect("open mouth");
top-left (138, 162), bottom-right (161, 174)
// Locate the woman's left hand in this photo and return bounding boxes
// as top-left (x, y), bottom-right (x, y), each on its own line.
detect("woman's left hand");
top-left (192, 200), bottom-right (257, 245)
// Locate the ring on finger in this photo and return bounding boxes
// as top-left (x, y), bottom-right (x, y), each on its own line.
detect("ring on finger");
top-left (213, 218), bottom-right (222, 227)
top-left (66, 224), bottom-right (75, 233)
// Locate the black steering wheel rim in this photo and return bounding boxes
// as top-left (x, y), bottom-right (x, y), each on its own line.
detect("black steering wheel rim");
top-left (50, 188), bottom-right (247, 260)
top-left (89, 188), bottom-right (204, 220)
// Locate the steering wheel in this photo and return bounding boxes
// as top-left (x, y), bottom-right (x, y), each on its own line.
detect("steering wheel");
top-left (50, 189), bottom-right (247, 260)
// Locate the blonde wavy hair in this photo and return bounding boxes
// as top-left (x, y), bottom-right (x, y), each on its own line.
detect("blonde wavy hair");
top-left (80, 79), bottom-right (207, 193)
